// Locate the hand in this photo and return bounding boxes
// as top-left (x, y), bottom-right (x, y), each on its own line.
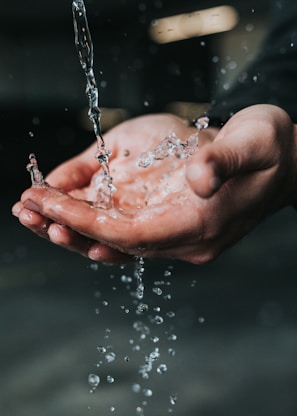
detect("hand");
top-left (12, 113), bottom-right (216, 263)
top-left (12, 105), bottom-right (297, 264)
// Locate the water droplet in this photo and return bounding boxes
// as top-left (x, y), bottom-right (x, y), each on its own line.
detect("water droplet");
top-left (133, 344), bottom-right (141, 352)
top-left (110, 406), bottom-right (116, 412)
top-left (132, 383), bottom-right (141, 393)
top-left (28, 131), bottom-right (34, 138)
top-left (138, 151), bottom-right (154, 168)
top-left (144, 100), bottom-right (149, 107)
top-left (168, 348), bottom-right (176, 357)
top-left (121, 274), bottom-right (132, 283)
top-left (143, 388), bottom-right (153, 397)
top-left (198, 316), bottom-right (205, 324)
top-left (151, 315), bottom-right (164, 325)
top-left (88, 373), bottom-right (100, 388)
top-left (105, 352), bottom-right (116, 363)
top-left (157, 364), bottom-right (168, 374)
top-left (153, 140), bottom-right (171, 160)
top-left (149, 348), bottom-right (160, 361)
top-left (166, 311), bottom-right (175, 318)
top-left (97, 346), bottom-right (107, 353)
top-left (168, 334), bottom-right (177, 341)
top-left (107, 375), bottom-right (115, 383)
top-left (169, 394), bottom-right (177, 405)
top-left (137, 303), bottom-right (149, 314)
top-left (151, 336), bottom-right (159, 343)
top-left (90, 263), bottom-right (99, 271)
top-left (133, 321), bottom-right (150, 335)
top-left (136, 406), bottom-right (144, 415)
top-left (152, 287), bottom-right (163, 295)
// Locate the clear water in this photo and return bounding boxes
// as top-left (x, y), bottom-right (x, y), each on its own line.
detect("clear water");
top-left (89, 262), bottom-right (179, 414)
top-left (72, 0), bottom-right (115, 209)
top-left (26, 153), bottom-right (44, 187)
top-left (138, 116), bottom-right (209, 169)
top-left (24, 4), bottom-right (209, 414)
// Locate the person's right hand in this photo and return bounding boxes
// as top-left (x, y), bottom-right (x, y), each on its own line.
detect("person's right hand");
top-left (12, 105), bottom-right (297, 264)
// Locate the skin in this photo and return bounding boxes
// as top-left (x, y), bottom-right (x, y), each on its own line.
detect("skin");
top-left (12, 104), bottom-right (297, 264)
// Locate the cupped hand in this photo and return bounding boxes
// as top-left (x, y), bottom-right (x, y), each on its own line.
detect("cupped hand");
top-left (12, 106), bottom-right (297, 264)
top-left (12, 113), bottom-right (215, 263)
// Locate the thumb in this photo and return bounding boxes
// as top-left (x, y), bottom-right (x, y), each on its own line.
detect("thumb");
top-left (45, 143), bottom-right (100, 191)
top-left (186, 143), bottom-right (226, 198)
top-left (186, 131), bottom-right (273, 198)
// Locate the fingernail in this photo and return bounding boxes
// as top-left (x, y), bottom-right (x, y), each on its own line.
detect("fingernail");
top-left (23, 199), bottom-right (40, 212)
top-left (88, 244), bottom-right (102, 261)
top-left (12, 204), bottom-right (21, 217)
top-left (186, 164), bottom-right (203, 181)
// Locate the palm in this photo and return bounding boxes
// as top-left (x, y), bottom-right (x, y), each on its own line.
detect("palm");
top-left (52, 114), bottom-right (209, 210)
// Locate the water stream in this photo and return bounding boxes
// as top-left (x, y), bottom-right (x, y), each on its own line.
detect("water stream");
top-left (24, 3), bottom-right (210, 414)
top-left (72, 0), bottom-right (115, 209)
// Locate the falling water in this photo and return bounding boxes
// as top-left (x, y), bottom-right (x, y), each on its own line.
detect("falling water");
top-left (72, 0), bottom-right (115, 209)
top-left (90, 262), bottom-right (179, 414)
top-left (23, 4), bottom-right (210, 413)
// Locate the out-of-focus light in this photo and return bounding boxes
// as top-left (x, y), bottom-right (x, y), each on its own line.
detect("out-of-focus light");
top-left (149, 6), bottom-right (239, 44)
top-left (166, 101), bottom-right (211, 121)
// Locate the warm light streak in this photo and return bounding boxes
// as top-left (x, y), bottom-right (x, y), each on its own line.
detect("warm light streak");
top-left (149, 6), bottom-right (239, 44)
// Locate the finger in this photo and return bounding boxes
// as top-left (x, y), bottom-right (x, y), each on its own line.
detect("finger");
top-left (88, 243), bottom-right (133, 264)
top-left (47, 223), bottom-right (93, 257)
top-left (46, 222), bottom-right (133, 263)
top-left (12, 201), bottom-right (23, 218)
top-left (17, 208), bottom-right (51, 239)
top-left (20, 187), bottom-right (135, 248)
top-left (20, 186), bottom-right (203, 252)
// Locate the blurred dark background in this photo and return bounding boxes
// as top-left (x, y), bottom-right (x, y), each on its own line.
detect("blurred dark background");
top-left (1, 1), bottom-right (297, 416)
top-left (0, 0), bottom-right (270, 197)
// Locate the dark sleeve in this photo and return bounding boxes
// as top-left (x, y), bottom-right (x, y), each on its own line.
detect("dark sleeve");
top-left (207, 0), bottom-right (297, 124)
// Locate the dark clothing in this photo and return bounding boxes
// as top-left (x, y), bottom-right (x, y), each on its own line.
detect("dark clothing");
top-left (208, 0), bottom-right (297, 124)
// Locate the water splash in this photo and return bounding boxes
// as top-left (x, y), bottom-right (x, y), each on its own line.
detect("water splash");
top-left (26, 153), bottom-right (44, 187)
top-left (72, 0), bottom-right (115, 209)
top-left (138, 116), bottom-right (209, 168)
